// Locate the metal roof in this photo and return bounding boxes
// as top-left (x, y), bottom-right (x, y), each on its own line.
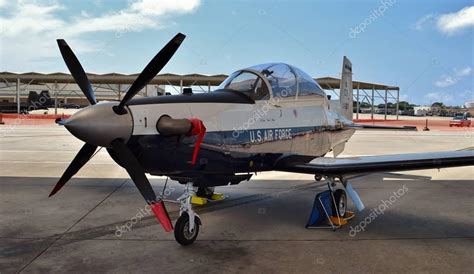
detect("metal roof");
top-left (315, 77), bottom-right (399, 91)
top-left (0, 72), bottom-right (399, 90)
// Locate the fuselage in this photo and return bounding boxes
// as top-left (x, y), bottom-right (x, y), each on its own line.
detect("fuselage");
top-left (125, 90), bottom-right (355, 179)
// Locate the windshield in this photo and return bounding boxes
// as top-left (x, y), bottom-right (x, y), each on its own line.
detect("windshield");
top-left (217, 71), bottom-right (270, 100)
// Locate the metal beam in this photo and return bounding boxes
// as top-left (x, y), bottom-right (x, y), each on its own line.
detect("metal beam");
top-left (16, 78), bottom-right (20, 114)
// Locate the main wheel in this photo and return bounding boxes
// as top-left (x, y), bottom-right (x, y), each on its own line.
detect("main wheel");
top-left (196, 186), bottom-right (214, 199)
top-left (174, 212), bottom-right (199, 245)
top-left (314, 175), bottom-right (323, 181)
top-left (331, 189), bottom-right (347, 217)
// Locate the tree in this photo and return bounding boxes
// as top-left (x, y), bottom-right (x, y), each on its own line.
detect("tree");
top-left (398, 101), bottom-right (413, 111)
top-left (431, 102), bottom-right (444, 108)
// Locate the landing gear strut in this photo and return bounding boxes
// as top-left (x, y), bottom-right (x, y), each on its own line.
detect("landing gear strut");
top-left (175, 183), bottom-right (201, 245)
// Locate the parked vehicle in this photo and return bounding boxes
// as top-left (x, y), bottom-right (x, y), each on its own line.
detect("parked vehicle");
top-left (449, 116), bottom-right (471, 127)
top-left (62, 103), bottom-right (81, 109)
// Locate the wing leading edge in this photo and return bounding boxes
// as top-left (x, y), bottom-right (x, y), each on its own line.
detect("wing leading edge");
top-left (275, 149), bottom-right (474, 176)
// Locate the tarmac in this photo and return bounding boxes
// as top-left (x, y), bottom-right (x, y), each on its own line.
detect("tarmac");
top-left (1, 124), bottom-right (473, 273)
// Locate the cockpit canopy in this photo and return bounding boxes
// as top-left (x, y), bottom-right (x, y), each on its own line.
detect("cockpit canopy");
top-left (217, 63), bottom-right (326, 100)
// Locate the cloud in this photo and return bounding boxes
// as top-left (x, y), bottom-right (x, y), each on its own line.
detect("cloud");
top-left (414, 14), bottom-right (435, 31)
top-left (414, 6), bottom-right (474, 35)
top-left (425, 90), bottom-right (473, 105)
top-left (434, 66), bottom-right (472, 88)
top-left (0, 0), bottom-right (200, 71)
top-left (437, 6), bottom-right (474, 35)
top-left (455, 67), bottom-right (472, 77)
top-left (424, 92), bottom-right (454, 103)
top-left (434, 75), bottom-right (458, 88)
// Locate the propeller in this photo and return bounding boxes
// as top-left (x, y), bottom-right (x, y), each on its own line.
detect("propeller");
top-left (114, 33), bottom-right (186, 114)
top-left (50, 33), bottom-right (187, 232)
top-left (57, 39), bottom-right (96, 105)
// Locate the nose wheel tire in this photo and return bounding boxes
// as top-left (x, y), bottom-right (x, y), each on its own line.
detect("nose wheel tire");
top-left (332, 189), bottom-right (347, 217)
top-left (174, 212), bottom-right (200, 245)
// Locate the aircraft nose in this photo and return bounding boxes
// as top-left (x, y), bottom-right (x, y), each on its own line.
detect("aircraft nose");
top-left (64, 102), bottom-right (133, 147)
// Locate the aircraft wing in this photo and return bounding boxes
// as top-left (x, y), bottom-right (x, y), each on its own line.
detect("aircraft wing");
top-left (348, 123), bottom-right (417, 131)
top-left (274, 149), bottom-right (474, 176)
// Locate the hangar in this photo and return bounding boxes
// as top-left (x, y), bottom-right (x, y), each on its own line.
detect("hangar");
top-left (0, 72), bottom-right (400, 119)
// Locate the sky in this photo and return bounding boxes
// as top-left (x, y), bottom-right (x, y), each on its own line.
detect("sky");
top-left (0, 0), bottom-right (473, 106)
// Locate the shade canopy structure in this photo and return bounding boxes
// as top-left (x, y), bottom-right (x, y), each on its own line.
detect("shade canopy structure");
top-left (0, 71), bottom-right (400, 119)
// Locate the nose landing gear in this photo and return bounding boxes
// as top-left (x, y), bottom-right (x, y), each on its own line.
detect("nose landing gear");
top-left (175, 183), bottom-right (202, 245)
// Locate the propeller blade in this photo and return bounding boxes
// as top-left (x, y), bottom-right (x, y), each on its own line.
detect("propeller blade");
top-left (112, 139), bottom-right (173, 232)
top-left (115, 33), bottom-right (185, 114)
top-left (49, 143), bottom-right (97, 197)
top-left (110, 139), bottom-right (173, 231)
top-left (57, 39), bottom-right (96, 105)
top-left (110, 139), bottom-right (158, 203)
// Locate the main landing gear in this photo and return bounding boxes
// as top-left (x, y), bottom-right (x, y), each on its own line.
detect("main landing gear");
top-left (306, 176), bottom-right (356, 230)
top-left (174, 183), bottom-right (202, 245)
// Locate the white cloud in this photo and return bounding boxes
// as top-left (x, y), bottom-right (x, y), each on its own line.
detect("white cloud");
top-left (425, 92), bottom-right (454, 103)
top-left (414, 6), bottom-right (474, 36)
top-left (434, 75), bottom-right (458, 88)
top-left (414, 14), bottom-right (435, 31)
top-left (434, 66), bottom-right (472, 88)
top-left (0, 0), bottom-right (201, 71)
top-left (455, 67), bottom-right (472, 77)
top-left (130, 0), bottom-right (200, 16)
top-left (437, 6), bottom-right (474, 35)
top-left (425, 90), bottom-right (473, 105)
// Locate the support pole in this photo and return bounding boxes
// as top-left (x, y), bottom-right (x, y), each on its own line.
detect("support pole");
top-left (371, 87), bottom-right (374, 120)
top-left (208, 82), bottom-right (211, 93)
top-left (145, 85), bottom-right (148, 97)
top-left (396, 90), bottom-right (400, 120)
top-left (180, 79), bottom-right (183, 94)
top-left (356, 83), bottom-right (360, 120)
top-left (54, 81), bottom-right (58, 115)
top-left (384, 88), bottom-right (388, 120)
top-left (118, 84), bottom-right (121, 101)
top-left (16, 78), bottom-right (20, 114)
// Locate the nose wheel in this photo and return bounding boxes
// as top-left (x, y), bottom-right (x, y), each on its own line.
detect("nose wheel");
top-left (174, 212), bottom-right (200, 245)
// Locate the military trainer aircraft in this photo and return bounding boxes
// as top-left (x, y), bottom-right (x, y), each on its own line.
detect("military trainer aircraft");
top-left (50, 33), bottom-right (474, 245)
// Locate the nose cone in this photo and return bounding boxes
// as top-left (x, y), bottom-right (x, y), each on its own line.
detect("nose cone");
top-left (65, 102), bottom-right (133, 147)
